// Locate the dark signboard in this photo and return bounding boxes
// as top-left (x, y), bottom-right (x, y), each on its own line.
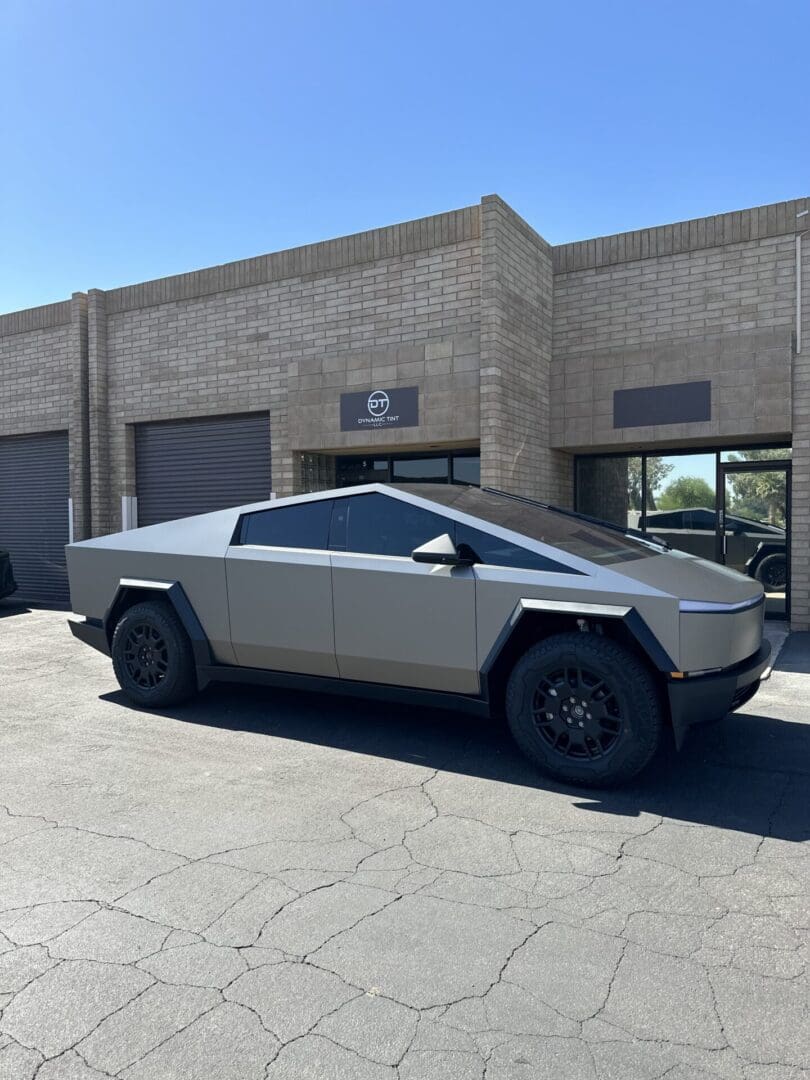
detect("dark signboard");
top-left (340, 386), bottom-right (419, 431)
top-left (613, 380), bottom-right (711, 429)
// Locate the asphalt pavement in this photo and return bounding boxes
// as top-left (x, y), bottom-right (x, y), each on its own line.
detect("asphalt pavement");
top-left (0, 604), bottom-right (807, 1079)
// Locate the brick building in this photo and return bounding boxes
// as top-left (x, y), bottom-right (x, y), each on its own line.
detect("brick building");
top-left (0, 194), bottom-right (807, 626)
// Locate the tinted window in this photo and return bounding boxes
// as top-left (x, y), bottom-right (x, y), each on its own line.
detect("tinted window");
top-left (456, 524), bottom-right (580, 574)
top-left (452, 455), bottom-right (481, 486)
top-left (332, 493), bottom-right (450, 557)
top-left (646, 512), bottom-right (683, 528)
top-left (391, 457), bottom-right (448, 483)
top-left (690, 509), bottom-right (715, 529)
top-left (239, 500), bottom-right (333, 549)
top-left (390, 486), bottom-right (658, 564)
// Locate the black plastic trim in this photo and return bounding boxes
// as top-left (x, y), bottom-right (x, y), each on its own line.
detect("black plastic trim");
top-left (101, 580), bottom-right (213, 668)
top-left (667, 640), bottom-right (771, 749)
top-left (196, 663), bottom-right (491, 717)
top-left (68, 618), bottom-right (110, 656)
top-left (479, 602), bottom-right (677, 684)
top-left (623, 609), bottom-right (677, 671)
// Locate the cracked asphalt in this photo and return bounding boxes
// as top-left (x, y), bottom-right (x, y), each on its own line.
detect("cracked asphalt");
top-left (0, 604), bottom-right (808, 1080)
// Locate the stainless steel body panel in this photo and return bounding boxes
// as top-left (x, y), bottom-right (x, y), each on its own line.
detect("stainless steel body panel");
top-left (226, 546), bottom-right (338, 676)
top-left (679, 601), bottom-right (765, 672)
top-left (66, 544), bottom-right (236, 663)
top-left (330, 552), bottom-right (478, 693)
top-left (616, 547), bottom-right (762, 604)
top-left (66, 506), bottom-right (248, 665)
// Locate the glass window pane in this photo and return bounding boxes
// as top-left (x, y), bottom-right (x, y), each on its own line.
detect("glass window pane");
top-left (721, 447), bottom-right (791, 462)
top-left (724, 469), bottom-right (787, 616)
top-left (339, 493), bottom-right (450, 557)
top-left (575, 456), bottom-right (642, 530)
top-left (645, 454), bottom-right (717, 560)
top-left (335, 456), bottom-right (389, 486)
top-left (455, 523), bottom-right (580, 575)
top-left (391, 456), bottom-right (448, 483)
top-left (451, 455), bottom-right (481, 486)
top-left (241, 499), bottom-right (333, 549)
top-left (394, 485), bottom-right (657, 564)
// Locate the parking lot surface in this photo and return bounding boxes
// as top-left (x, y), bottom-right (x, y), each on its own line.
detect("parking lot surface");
top-left (0, 604), bottom-right (808, 1079)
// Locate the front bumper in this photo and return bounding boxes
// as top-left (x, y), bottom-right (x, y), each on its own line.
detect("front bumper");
top-left (667, 640), bottom-right (771, 749)
top-left (68, 618), bottom-right (110, 656)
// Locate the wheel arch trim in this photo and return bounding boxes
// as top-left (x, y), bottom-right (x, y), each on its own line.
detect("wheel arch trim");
top-left (480, 597), bottom-right (677, 684)
top-left (102, 579), bottom-right (212, 668)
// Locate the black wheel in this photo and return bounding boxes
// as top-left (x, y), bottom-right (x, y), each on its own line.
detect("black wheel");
top-left (111, 599), bottom-right (197, 708)
top-left (754, 553), bottom-right (786, 593)
top-left (505, 632), bottom-right (664, 788)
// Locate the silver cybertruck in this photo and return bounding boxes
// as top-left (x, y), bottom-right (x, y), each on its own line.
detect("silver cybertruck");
top-left (67, 484), bottom-right (770, 787)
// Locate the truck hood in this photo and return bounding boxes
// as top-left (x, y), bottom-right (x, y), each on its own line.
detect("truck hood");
top-left (616, 547), bottom-right (764, 604)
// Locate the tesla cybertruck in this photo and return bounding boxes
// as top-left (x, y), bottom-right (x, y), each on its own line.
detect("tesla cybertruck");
top-left (67, 484), bottom-right (770, 787)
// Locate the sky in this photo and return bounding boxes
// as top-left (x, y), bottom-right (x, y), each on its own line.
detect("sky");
top-left (1, 0), bottom-right (808, 314)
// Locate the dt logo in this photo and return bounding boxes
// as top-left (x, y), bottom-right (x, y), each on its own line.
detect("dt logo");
top-left (367, 390), bottom-right (390, 417)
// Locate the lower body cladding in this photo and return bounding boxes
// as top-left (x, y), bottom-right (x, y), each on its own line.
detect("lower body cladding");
top-left (68, 610), bottom-right (771, 749)
top-left (666, 641), bottom-right (771, 747)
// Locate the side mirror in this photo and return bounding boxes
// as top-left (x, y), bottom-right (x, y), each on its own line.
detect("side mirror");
top-left (411, 533), bottom-right (474, 566)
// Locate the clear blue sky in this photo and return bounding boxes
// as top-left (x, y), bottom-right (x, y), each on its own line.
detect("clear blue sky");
top-left (2, 0), bottom-right (808, 313)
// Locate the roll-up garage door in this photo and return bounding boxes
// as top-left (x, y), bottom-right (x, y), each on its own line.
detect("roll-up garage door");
top-left (135, 412), bottom-right (271, 527)
top-left (0, 430), bottom-right (70, 605)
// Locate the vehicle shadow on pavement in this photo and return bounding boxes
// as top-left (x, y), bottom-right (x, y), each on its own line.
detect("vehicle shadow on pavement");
top-left (102, 674), bottom-right (809, 844)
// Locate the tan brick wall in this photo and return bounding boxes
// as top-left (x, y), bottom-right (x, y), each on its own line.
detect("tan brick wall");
top-left (0, 308), bottom-right (73, 437)
top-left (0, 299), bottom-right (91, 540)
top-left (552, 235), bottom-right (795, 450)
top-left (94, 209), bottom-right (480, 519)
top-left (3, 193), bottom-right (809, 625)
top-left (480, 195), bottom-right (571, 504)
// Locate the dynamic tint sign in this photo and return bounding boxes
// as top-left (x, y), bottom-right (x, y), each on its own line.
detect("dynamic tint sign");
top-left (340, 386), bottom-right (419, 431)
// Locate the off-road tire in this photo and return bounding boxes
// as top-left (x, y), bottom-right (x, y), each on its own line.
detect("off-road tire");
top-left (754, 553), bottom-right (787, 593)
top-left (111, 599), bottom-right (197, 708)
top-left (505, 632), bottom-right (663, 788)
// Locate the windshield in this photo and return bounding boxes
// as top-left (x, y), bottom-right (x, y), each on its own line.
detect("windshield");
top-left (395, 486), bottom-right (659, 564)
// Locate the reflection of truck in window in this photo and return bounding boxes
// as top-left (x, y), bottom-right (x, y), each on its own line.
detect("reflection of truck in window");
top-left (629, 508), bottom-right (786, 592)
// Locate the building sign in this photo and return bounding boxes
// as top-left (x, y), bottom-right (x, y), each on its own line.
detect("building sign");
top-left (340, 386), bottom-right (419, 431)
top-left (613, 380), bottom-right (711, 429)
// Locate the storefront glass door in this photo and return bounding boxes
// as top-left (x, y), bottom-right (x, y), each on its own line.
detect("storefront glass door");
top-left (720, 463), bottom-right (790, 618)
top-left (575, 446), bottom-right (791, 619)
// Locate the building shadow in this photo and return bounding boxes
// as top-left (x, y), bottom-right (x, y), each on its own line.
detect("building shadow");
top-left (0, 599), bottom-right (32, 619)
top-left (101, 671), bottom-right (809, 845)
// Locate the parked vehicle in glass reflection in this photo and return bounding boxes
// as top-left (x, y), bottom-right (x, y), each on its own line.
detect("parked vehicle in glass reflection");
top-left (636, 508), bottom-right (786, 592)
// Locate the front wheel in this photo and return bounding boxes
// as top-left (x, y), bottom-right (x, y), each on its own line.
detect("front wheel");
top-left (505, 632), bottom-right (664, 787)
top-left (111, 599), bottom-right (197, 708)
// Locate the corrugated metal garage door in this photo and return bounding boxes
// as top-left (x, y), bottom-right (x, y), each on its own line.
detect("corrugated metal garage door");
top-left (0, 430), bottom-right (70, 604)
top-left (135, 413), bottom-right (271, 527)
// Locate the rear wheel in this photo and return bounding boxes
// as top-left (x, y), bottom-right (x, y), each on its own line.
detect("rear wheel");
top-left (754, 553), bottom-right (786, 593)
top-left (111, 599), bottom-right (197, 707)
top-left (505, 632), bottom-right (663, 787)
